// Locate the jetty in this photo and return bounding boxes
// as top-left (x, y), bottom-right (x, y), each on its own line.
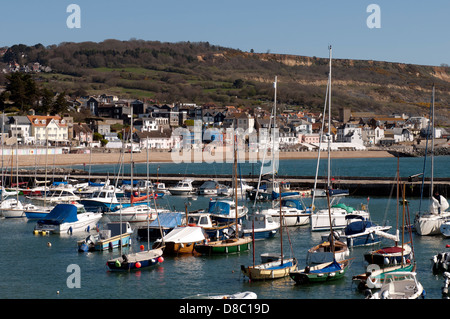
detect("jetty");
top-left (10, 169), bottom-right (450, 197)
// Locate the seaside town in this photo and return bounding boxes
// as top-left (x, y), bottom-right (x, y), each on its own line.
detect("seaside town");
top-left (1, 93), bottom-right (448, 157)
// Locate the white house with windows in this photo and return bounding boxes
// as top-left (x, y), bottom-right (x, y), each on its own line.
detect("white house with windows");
top-left (27, 115), bottom-right (68, 145)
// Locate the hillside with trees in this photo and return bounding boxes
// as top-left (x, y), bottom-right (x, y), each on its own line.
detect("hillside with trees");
top-left (1, 39), bottom-right (449, 126)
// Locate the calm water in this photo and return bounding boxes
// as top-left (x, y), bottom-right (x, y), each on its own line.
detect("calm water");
top-left (1, 157), bottom-right (449, 300)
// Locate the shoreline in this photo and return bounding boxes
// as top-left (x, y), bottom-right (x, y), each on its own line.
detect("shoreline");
top-left (13, 150), bottom-right (396, 168)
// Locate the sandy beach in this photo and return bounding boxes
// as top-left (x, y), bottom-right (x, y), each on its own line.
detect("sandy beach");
top-left (14, 150), bottom-right (395, 168)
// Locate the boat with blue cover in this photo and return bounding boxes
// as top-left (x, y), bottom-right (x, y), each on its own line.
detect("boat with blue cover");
top-left (33, 203), bottom-right (102, 235)
top-left (321, 215), bottom-right (392, 248)
top-left (207, 199), bottom-right (248, 223)
top-left (289, 258), bottom-right (349, 284)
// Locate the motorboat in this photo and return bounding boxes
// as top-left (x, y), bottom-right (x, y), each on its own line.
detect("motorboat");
top-left (33, 203), bottom-right (103, 235)
top-left (28, 187), bottom-right (80, 204)
top-left (366, 272), bottom-right (425, 299)
top-left (241, 213), bottom-right (279, 240)
top-left (0, 198), bottom-right (25, 218)
top-left (78, 221), bottom-right (133, 252)
top-left (198, 180), bottom-right (227, 196)
top-left (261, 198), bottom-right (311, 227)
top-left (168, 179), bottom-right (196, 196)
top-left (103, 204), bottom-right (170, 226)
top-left (310, 202), bottom-right (369, 232)
top-left (207, 199), bottom-right (248, 223)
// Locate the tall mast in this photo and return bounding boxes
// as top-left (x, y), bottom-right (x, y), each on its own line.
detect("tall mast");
top-left (272, 76), bottom-right (277, 200)
top-left (130, 105), bottom-right (134, 207)
top-left (430, 84), bottom-right (435, 197)
top-left (327, 45), bottom-right (332, 189)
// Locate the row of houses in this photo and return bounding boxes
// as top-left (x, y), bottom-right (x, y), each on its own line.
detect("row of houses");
top-left (0, 95), bottom-right (439, 151)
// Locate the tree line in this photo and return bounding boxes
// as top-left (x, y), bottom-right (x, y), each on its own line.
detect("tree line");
top-left (0, 72), bottom-right (68, 115)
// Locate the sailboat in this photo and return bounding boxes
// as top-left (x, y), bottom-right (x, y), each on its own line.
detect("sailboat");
top-left (353, 168), bottom-right (416, 291)
top-left (414, 85), bottom-right (450, 235)
top-left (194, 134), bottom-right (252, 256)
top-left (241, 168), bottom-right (298, 280)
top-left (2, 140), bottom-right (25, 218)
top-left (249, 76), bottom-right (300, 202)
top-left (290, 187), bottom-right (351, 284)
top-left (310, 46), bottom-right (369, 231)
top-left (106, 131), bottom-right (164, 271)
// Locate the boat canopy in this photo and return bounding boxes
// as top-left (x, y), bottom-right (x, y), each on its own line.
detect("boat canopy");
top-left (149, 212), bottom-right (182, 229)
top-left (310, 259), bottom-right (342, 274)
top-left (160, 226), bottom-right (206, 243)
top-left (208, 200), bottom-right (232, 216)
top-left (37, 204), bottom-right (78, 225)
top-left (332, 203), bottom-right (354, 213)
top-left (282, 199), bottom-right (303, 210)
top-left (344, 220), bottom-right (376, 236)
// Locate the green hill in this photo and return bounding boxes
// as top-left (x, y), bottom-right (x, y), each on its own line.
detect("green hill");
top-left (1, 39), bottom-right (449, 126)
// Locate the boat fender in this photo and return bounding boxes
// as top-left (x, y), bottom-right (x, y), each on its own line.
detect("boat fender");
top-left (122, 254), bottom-right (128, 263)
top-left (328, 231), bottom-right (340, 242)
top-left (68, 227), bottom-right (73, 235)
top-left (109, 242), bottom-right (113, 250)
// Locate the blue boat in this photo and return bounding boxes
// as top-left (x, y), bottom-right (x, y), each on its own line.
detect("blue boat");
top-left (321, 215), bottom-right (392, 248)
top-left (208, 199), bottom-right (248, 223)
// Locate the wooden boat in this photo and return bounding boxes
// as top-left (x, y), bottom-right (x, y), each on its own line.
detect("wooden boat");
top-left (366, 272), bottom-right (425, 299)
top-left (153, 226), bottom-right (206, 255)
top-left (241, 255), bottom-right (297, 281)
top-left (289, 259), bottom-right (349, 284)
top-left (307, 240), bottom-right (349, 264)
top-left (195, 237), bottom-right (252, 255)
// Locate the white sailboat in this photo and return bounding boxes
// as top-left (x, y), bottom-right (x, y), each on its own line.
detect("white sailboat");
top-left (310, 46), bottom-right (369, 232)
top-left (2, 140), bottom-right (25, 218)
top-left (414, 85), bottom-right (450, 236)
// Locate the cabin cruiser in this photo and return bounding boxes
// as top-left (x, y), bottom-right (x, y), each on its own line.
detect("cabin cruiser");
top-left (168, 179), bottom-right (196, 195)
top-left (34, 203), bottom-right (103, 235)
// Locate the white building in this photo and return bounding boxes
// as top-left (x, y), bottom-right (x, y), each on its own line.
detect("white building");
top-left (27, 115), bottom-right (68, 145)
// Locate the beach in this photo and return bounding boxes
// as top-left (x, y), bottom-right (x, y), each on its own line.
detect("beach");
top-left (14, 149), bottom-right (395, 168)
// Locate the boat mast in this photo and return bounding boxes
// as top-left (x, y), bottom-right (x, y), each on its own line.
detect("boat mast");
top-left (326, 189), bottom-right (335, 256)
top-left (234, 132), bottom-right (238, 239)
top-left (430, 84), bottom-right (435, 198)
top-left (279, 183), bottom-right (284, 265)
top-left (130, 105), bottom-right (134, 207)
top-left (327, 45), bottom-right (332, 190)
top-left (272, 76), bottom-right (277, 203)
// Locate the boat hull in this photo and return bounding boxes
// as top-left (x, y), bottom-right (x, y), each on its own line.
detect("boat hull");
top-left (35, 213), bottom-right (103, 234)
top-left (78, 233), bottom-right (132, 252)
top-left (310, 209), bottom-right (369, 231)
top-left (414, 212), bottom-right (450, 236)
top-left (289, 260), bottom-right (349, 284)
top-left (194, 238), bottom-right (252, 255)
top-left (106, 249), bottom-right (163, 271)
top-left (241, 258), bottom-right (297, 281)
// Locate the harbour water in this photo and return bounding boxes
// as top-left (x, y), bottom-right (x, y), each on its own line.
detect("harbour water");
top-left (1, 157), bottom-right (450, 301)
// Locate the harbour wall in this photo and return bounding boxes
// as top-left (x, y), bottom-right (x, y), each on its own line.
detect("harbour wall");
top-left (11, 169), bottom-right (450, 198)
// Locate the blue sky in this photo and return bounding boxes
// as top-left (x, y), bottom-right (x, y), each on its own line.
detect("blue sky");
top-left (1, 0), bottom-right (448, 66)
